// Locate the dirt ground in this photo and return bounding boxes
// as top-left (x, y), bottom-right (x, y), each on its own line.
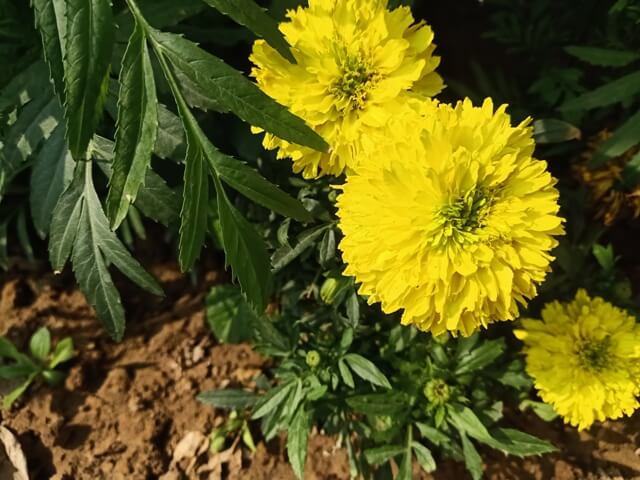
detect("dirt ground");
top-left (0, 261), bottom-right (639, 480)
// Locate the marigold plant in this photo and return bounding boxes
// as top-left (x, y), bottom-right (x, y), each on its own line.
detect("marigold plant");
top-left (250, 0), bottom-right (443, 178)
top-left (516, 289), bottom-right (640, 430)
top-left (337, 98), bottom-right (564, 336)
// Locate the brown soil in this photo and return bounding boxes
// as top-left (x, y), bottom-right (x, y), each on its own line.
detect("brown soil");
top-left (0, 263), bottom-right (639, 480)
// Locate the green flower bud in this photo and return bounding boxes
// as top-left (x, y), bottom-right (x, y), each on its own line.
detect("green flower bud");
top-left (306, 350), bottom-right (321, 368)
top-left (320, 278), bottom-right (339, 304)
top-left (424, 378), bottom-right (451, 406)
top-left (371, 415), bottom-right (393, 432)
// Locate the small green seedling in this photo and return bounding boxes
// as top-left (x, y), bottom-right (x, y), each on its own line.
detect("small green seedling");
top-left (208, 410), bottom-right (257, 454)
top-left (0, 327), bottom-right (75, 408)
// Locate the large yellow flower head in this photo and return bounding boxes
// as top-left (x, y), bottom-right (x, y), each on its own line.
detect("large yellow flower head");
top-left (515, 290), bottom-right (640, 430)
top-left (250, 0), bottom-right (443, 178)
top-left (337, 98), bottom-right (564, 336)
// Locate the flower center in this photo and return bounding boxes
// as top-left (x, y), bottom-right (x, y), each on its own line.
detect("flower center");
top-left (332, 54), bottom-right (378, 111)
top-left (424, 379), bottom-right (451, 405)
top-left (577, 337), bottom-right (611, 371)
top-left (440, 189), bottom-right (490, 233)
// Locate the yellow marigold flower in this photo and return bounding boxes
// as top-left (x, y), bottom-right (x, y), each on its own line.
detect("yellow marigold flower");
top-left (249, 0), bottom-right (443, 178)
top-left (336, 98), bottom-right (564, 336)
top-left (515, 290), bottom-right (640, 430)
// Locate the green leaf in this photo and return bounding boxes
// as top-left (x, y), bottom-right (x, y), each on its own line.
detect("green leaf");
top-left (149, 29), bottom-right (328, 152)
top-left (202, 0), bottom-right (295, 63)
top-left (178, 126), bottom-right (209, 271)
top-left (343, 353), bottom-right (391, 389)
top-left (0, 61), bottom-right (51, 116)
top-left (30, 125), bottom-right (75, 237)
top-left (116, 0), bottom-right (205, 42)
top-left (49, 162), bottom-right (162, 340)
top-left (32, 0), bottom-right (66, 97)
top-left (63, 0), bottom-right (114, 160)
top-left (591, 109), bottom-right (640, 166)
top-left (197, 388), bottom-right (258, 409)
top-left (564, 46), bottom-right (640, 68)
top-left (346, 393), bottom-right (407, 416)
top-left (363, 445), bottom-right (404, 465)
top-left (318, 228), bottom-right (336, 266)
top-left (2, 373), bottom-right (38, 409)
top-left (489, 428), bottom-right (557, 457)
top-left (29, 327), bottom-right (51, 362)
top-left (338, 358), bottom-right (354, 388)
top-left (0, 92), bottom-right (61, 200)
top-left (206, 284), bottom-right (256, 343)
top-left (561, 71), bottom-right (640, 111)
top-left (533, 119), bottom-right (581, 144)
top-left (592, 243), bottom-right (616, 272)
top-left (272, 224), bottom-right (330, 272)
top-left (287, 405), bottom-right (311, 480)
top-left (0, 364), bottom-right (38, 380)
top-left (215, 176), bottom-right (273, 313)
top-left (461, 433), bottom-right (483, 480)
top-left (49, 337), bottom-right (74, 368)
top-left (41, 369), bottom-right (66, 385)
top-left (106, 19), bottom-right (158, 229)
top-left (412, 442), bottom-right (436, 473)
top-left (252, 380), bottom-right (296, 419)
top-left (455, 339), bottom-right (505, 375)
top-left (155, 104), bottom-right (185, 161)
top-left (397, 427), bottom-right (413, 480)
top-left (449, 406), bottom-right (493, 444)
top-left (205, 145), bottom-right (311, 222)
top-left (0, 337), bottom-right (24, 362)
top-left (519, 399), bottom-right (559, 422)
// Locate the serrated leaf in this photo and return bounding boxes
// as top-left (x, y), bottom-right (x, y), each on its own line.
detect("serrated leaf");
top-left (461, 433), bottom-right (483, 480)
top-left (0, 61), bottom-right (50, 116)
top-left (564, 46), bottom-right (640, 68)
top-left (202, 0), bottom-right (295, 63)
top-left (106, 19), bottom-right (158, 229)
top-left (205, 143), bottom-right (311, 222)
top-left (343, 353), bottom-right (391, 389)
top-left (561, 71), bottom-right (640, 111)
top-left (252, 380), bottom-right (295, 419)
top-left (197, 388), bottom-right (258, 409)
top-left (150, 29), bottom-right (328, 152)
top-left (155, 104), bottom-right (185, 161)
top-left (116, 0), bottom-right (205, 42)
top-left (32, 0), bottom-right (66, 97)
top-left (29, 327), bottom-right (51, 362)
top-left (49, 162), bottom-right (162, 340)
top-left (30, 125), bottom-right (75, 237)
top-left (363, 445), bottom-right (404, 465)
top-left (206, 284), bottom-right (256, 343)
top-left (591, 109), bottom-right (640, 167)
top-left (271, 224), bottom-right (330, 272)
top-left (63, 0), bottom-right (114, 160)
top-left (0, 92), bottom-right (61, 200)
top-left (215, 175), bottom-right (273, 312)
top-left (287, 405), bottom-right (310, 480)
top-left (455, 339), bottom-right (505, 375)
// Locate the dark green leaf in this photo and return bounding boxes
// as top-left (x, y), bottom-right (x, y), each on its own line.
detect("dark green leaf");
top-left (206, 284), bottom-right (256, 343)
top-left (561, 71), bottom-right (640, 111)
top-left (318, 228), bottom-right (336, 266)
top-left (564, 46), bottom-right (640, 67)
top-left (0, 61), bottom-right (50, 115)
top-left (150, 30), bottom-right (328, 152)
top-left (338, 359), bottom-right (354, 388)
top-left (271, 224), bottom-right (330, 272)
top-left (592, 243), bottom-right (616, 272)
top-left (455, 339), bottom-right (505, 375)
top-left (363, 445), bottom-right (404, 465)
top-left (519, 400), bottom-right (559, 422)
top-left (0, 364), bottom-right (37, 380)
top-left (489, 428), bottom-right (557, 457)
top-left (346, 393), bottom-right (407, 416)
top-left (252, 380), bottom-right (295, 419)
top-left (287, 405), bottom-right (310, 480)
top-left (397, 427), bottom-right (413, 480)
top-left (0, 338), bottom-right (24, 362)
top-left (215, 175), bottom-right (273, 312)
top-left (202, 0), bottom-right (295, 62)
top-left (41, 369), bottom-right (66, 385)
top-left (533, 119), bottom-right (581, 144)
top-left (116, 0), bottom-right (205, 42)
top-left (30, 125), bottom-right (75, 237)
top-left (197, 388), bottom-right (258, 409)
top-left (2, 373), bottom-right (38, 409)
top-left (29, 327), bottom-right (51, 362)
top-left (461, 433), bottom-right (483, 480)
top-left (205, 144), bottom-right (311, 222)
top-left (107, 19), bottom-right (158, 229)
top-left (591, 109), bottom-right (640, 166)
top-left (63, 0), bottom-right (114, 159)
top-left (343, 354), bottom-right (391, 389)
top-left (155, 104), bottom-right (185, 161)
top-left (449, 406), bottom-right (493, 444)
top-left (49, 337), bottom-right (74, 368)
top-left (32, 0), bottom-right (66, 96)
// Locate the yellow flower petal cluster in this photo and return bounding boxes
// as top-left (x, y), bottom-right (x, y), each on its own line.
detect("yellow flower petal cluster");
top-left (250, 0), bottom-right (443, 178)
top-left (515, 290), bottom-right (640, 430)
top-left (337, 98), bottom-right (564, 336)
